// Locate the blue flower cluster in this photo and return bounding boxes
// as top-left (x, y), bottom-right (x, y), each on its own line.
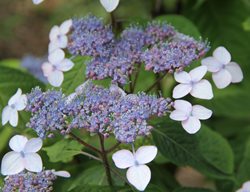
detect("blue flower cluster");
top-left (142, 33), bottom-right (209, 73)
top-left (26, 82), bottom-right (172, 143)
top-left (2, 170), bottom-right (57, 192)
top-left (67, 16), bottom-right (209, 84)
top-left (26, 88), bottom-right (67, 138)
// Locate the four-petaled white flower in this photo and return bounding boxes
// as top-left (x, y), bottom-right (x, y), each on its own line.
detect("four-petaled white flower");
top-left (170, 100), bottom-right (212, 134)
top-left (173, 66), bottom-right (213, 100)
top-left (1, 135), bottom-right (43, 176)
top-left (42, 49), bottom-right (74, 87)
top-left (32, 0), bottom-right (44, 5)
top-left (100, 0), bottom-right (120, 12)
top-left (49, 19), bottom-right (72, 53)
top-left (2, 89), bottom-right (27, 127)
top-left (112, 146), bottom-right (157, 191)
top-left (201, 46), bottom-right (243, 89)
top-left (236, 181), bottom-right (250, 192)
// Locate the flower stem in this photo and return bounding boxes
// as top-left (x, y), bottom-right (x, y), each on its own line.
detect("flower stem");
top-left (69, 132), bottom-right (101, 154)
top-left (79, 151), bottom-right (102, 162)
top-left (106, 142), bottom-right (121, 154)
top-left (98, 134), bottom-right (113, 186)
top-left (145, 73), bottom-right (167, 93)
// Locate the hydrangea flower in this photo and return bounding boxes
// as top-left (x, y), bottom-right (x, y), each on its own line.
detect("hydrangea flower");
top-left (170, 100), bottom-right (212, 134)
top-left (100, 0), bottom-right (120, 12)
top-left (173, 66), bottom-right (213, 100)
top-left (112, 146), bottom-right (157, 191)
top-left (201, 46), bottom-right (243, 89)
top-left (237, 181), bottom-right (250, 192)
top-left (42, 49), bottom-right (74, 87)
top-left (142, 36), bottom-right (209, 73)
top-left (68, 16), bottom-right (114, 57)
top-left (32, 0), bottom-right (44, 5)
top-left (49, 19), bottom-right (72, 53)
top-left (2, 88), bottom-right (27, 127)
top-left (25, 87), bottom-right (66, 138)
top-left (2, 170), bottom-right (70, 192)
top-left (1, 135), bottom-right (43, 176)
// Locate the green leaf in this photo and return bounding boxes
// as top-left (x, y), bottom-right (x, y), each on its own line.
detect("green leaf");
top-left (237, 139), bottom-right (250, 184)
top-left (43, 139), bottom-right (83, 163)
top-left (242, 17), bottom-right (250, 31)
top-left (155, 15), bottom-right (201, 38)
top-left (174, 187), bottom-right (215, 192)
top-left (0, 66), bottom-right (45, 129)
top-left (61, 56), bottom-right (88, 95)
top-left (152, 119), bottom-right (234, 180)
top-left (0, 65), bottom-right (45, 104)
top-left (183, 0), bottom-right (250, 78)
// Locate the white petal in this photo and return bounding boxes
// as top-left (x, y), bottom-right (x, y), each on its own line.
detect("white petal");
top-left (42, 62), bottom-right (53, 77)
top-left (8, 88), bottom-right (22, 106)
top-left (2, 106), bottom-right (11, 126)
top-left (242, 181), bottom-right (250, 191)
top-left (24, 153), bottom-right (43, 173)
top-left (192, 105), bottom-right (212, 120)
top-left (15, 95), bottom-right (27, 111)
top-left (47, 70), bottom-right (64, 87)
top-left (56, 35), bottom-right (68, 48)
top-left (49, 26), bottom-right (60, 42)
top-left (65, 93), bottom-right (77, 104)
top-left (212, 69), bottom-right (232, 89)
top-left (226, 62), bottom-right (243, 83)
top-left (32, 0), bottom-right (44, 4)
top-left (75, 80), bottom-right (91, 95)
top-left (201, 57), bottom-right (222, 73)
top-left (112, 149), bottom-right (135, 169)
top-left (173, 100), bottom-right (192, 113)
top-left (56, 59), bottom-right (74, 72)
top-left (213, 46), bottom-right (231, 64)
top-left (48, 49), bottom-right (65, 65)
top-left (100, 0), bottom-right (120, 12)
top-left (126, 165), bottom-right (151, 191)
top-left (189, 66), bottom-right (207, 82)
top-left (60, 19), bottom-right (72, 34)
top-left (1, 151), bottom-right (24, 175)
top-left (48, 42), bottom-right (59, 53)
top-left (53, 170), bottom-right (71, 178)
top-left (172, 84), bottom-right (192, 99)
top-left (174, 71), bottom-right (191, 84)
top-left (9, 135), bottom-right (28, 152)
top-left (191, 80), bottom-right (213, 100)
top-left (170, 110), bottom-right (189, 121)
top-left (110, 84), bottom-right (127, 97)
top-left (135, 146), bottom-right (157, 165)
top-left (9, 109), bottom-right (18, 127)
top-left (182, 116), bottom-right (201, 134)
top-left (24, 138), bottom-right (43, 153)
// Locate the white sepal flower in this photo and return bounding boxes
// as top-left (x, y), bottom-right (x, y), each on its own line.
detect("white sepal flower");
top-left (112, 146), bottom-right (157, 191)
top-left (52, 170), bottom-right (71, 178)
top-left (42, 49), bottom-right (74, 87)
top-left (100, 0), bottom-right (120, 12)
top-left (49, 19), bottom-right (72, 52)
top-left (1, 135), bottom-right (43, 176)
top-left (201, 46), bottom-right (243, 89)
top-left (32, 0), bottom-right (44, 5)
top-left (236, 181), bottom-right (250, 192)
top-left (170, 100), bottom-right (212, 134)
top-left (2, 89), bottom-right (27, 127)
top-left (173, 66), bottom-right (213, 100)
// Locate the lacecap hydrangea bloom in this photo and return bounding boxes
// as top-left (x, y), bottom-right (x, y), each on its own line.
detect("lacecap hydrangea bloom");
top-left (2, 170), bottom-right (70, 192)
top-left (67, 16), bottom-right (209, 85)
top-left (25, 82), bottom-right (172, 143)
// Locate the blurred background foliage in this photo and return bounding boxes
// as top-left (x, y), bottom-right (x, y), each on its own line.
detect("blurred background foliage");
top-left (0, 0), bottom-right (250, 191)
